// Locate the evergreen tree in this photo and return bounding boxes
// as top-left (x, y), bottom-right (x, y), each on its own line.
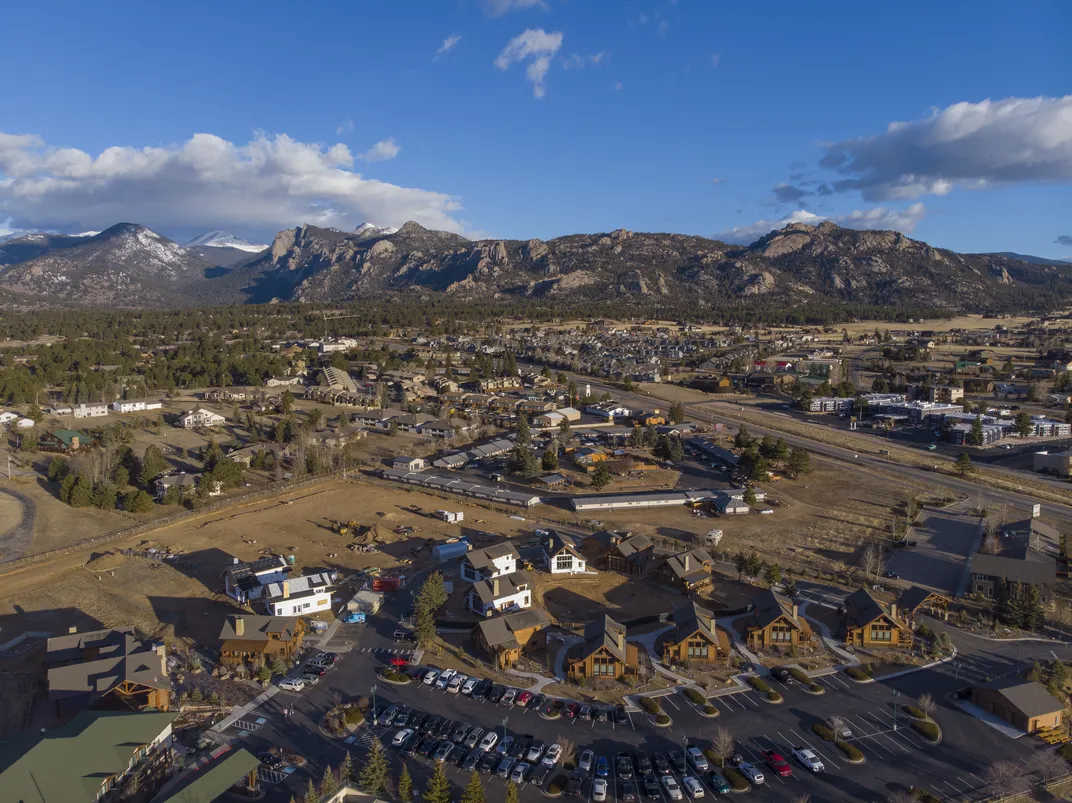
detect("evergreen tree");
top-left (745, 551), bottom-right (763, 579)
top-left (629, 425), bottom-right (642, 448)
top-left (541, 446), bottom-right (558, 472)
top-left (515, 413), bottom-right (531, 446)
top-left (1024, 585), bottom-right (1045, 631)
top-left (668, 400), bottom-right (685, 424)
top-left (304, 778), bottom-right (318, 803)
top-left (358, 737), bottom-right (389, 795)
top-left (282, 389), bottom-right (295, 414)
top-left (669, 436), bottom-right (685, 463)
top-left (783, 577), bottom-right (798, 597)
top-left (734, 425), bottom-right (753, 449)
top-left (93, 483), bottom-right (117, 511)
top-left (590, 462), bottom-right (612, 491)
top-left (786, 447), bottom-right (811, 477)
top-left (743, 487), bottom-right (757, 506)
top-left (69, 475), bottom-right (94, 508)
top-left (338, 751), bottom-right (354, 784)
top-left (461, 770), bottom-right (487, 803)
top-left (955, 452), bottom-right (974, 476)
top-left (124, 489), bottom-right (154, 513)
top-left (968, 414), bottom-right (985, 446)
top-left (558, 417), bottom-right (572, 439)
top-left (1013, 411), bottom-right (1034, 437)
top-left (397, 762), bottom-right (414, 803)
top-left (764, 563), bottom-right (782, 587)
top-left (47, 456), bottom-right (68, 482)
top-left (773, 437), bottom-right (789, 462)
top-left (424, 760), bottom-right (451, 803)
top-left (644, 424), bottom-right (657, 448)
top-left (993, 579), bottom-right (1012, 624)
top-left (505, 780), bottom-right (520, 803)
top-left (415, 572), bottom-right (448, 648)
top-left (759, 435), bottom-right (777, 460)
top-left (734, 552), bottom-right (747, 581)
top-left (318, 763), bottom-right (339, 797)
top-left (138, 444), bottom-right (168, 486)
top-left (503, 351), bottom-right (518, 377)
top-left (59, 473), bottom-right (76, 503)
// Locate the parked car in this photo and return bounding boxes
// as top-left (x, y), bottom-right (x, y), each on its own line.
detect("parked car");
top-left (310, 652), bottom-right (338, 666)
top-left (421, 714), bottom-right (441, 735)
top-left (462, 677), bottom-right (479, 696)
top-left (661, 776), bottom-right (684, 801)
top-left (448, 674), bottom-right (465, 693)
top-left (762, 750), bottom-right (792, 778)
top-left (512, 736), bottom-right (532, 761)
top-left (380, 705), bottom-right (398, 725)
top-left (341, 611), bottom-right (366, 624)
top-left (257, 752), bottom-right (282, 767)
top-left (419, 737), bottom-right (439, 758)
top-left (489, 685), bottom-right (506, 703)
top-left (473, 678), bottom-right (493, 701)
top-left (434, 742), bottom-right (454, 763)
top-left (616, 752), bottom-right (634, 780)
top-left (542, 743), bottom-right (562, 767)
top-left (479, 750), bottom-right (500, 773)
top-left (595, 756), bottom-right (610, 778)
top-left (566, 773), bottom-right (584, 797)
top-left (393, 708), bottom-right (411, 728)
top-left (635, 752), bottom-right (653, 776)
top-left (791, 746), bottom-right (825, 773)
top-left (517, 691), bottom-right (533, 707)
top-left (479, 731), bottom-right (499, 752)
top-left (615, 704), bottom-right (628, 724)
top-left (451, 723), bottom-right (470, 744)
top-left (501, 688), bottom-right (518, 706)
top-left (530, 763), bottom-right (551, 787)
top-left (579, 704), bottom-right (592, 720)
top-left (738, 763), bottom-right (764, 784)
top-left (402, 734), bottom-right (421, 758)
top-left (530, 693), bottom-right (546, 711)
top-left (653, 753), bottom-right (672, 775)
top-left (620, 781), bottom-right (637, 802)
top-left (496, 757), bottom-right (516, 778)
top-left (394, 629), bottom-right (417, 643)
top-left (706, 772), bottom-right (732, 795)
top-left (278, 678), bottom-right (305, 692)
top-left (304, 664), bottom-right (328, 676)
top-left (436, 669), bottom-right (456, 690)
top-left (565, 702), bottom-right (580, 719)
top-left (423, 670), bottom-right (440, 686)
top-left (511, 762), bottom-right (531, 784)
top-left (496, 736), bottom-right (515, 756)
top-left (463, 749), bottom-right (483, 771)
top-left (682, 777), bottom-right (705, 799)
top-left (392, 728), bottom-right (414, 747)
top-left (669, 751), bottom-right (687, 774)
top-left (595, 706), bottom-right (609, 722)
top-left (770, 667), bottom-right (793, 684)
top-left (464, 727), bottom-right (485, 750)
top-left (579, 750), bottom-right (595, 773)
top-left (593, 779), bottom-right (608, 802)
top-left (685, 746), bottom-right (709, 772)
top-left (434, 719), bottom-right (454, 739)
top-left (526, 740), bottom-right (546, 763)
top-left (643, 775), bottom-right (661, 798)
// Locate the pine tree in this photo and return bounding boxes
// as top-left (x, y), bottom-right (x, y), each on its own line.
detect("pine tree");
top-left (318, 763), bottom-right (339, 797)
top-left (358, 737), bottom-right (388, 795)
top-left (337, 751), bottom-right (354, 784)
top-left (415, 572), bottom-right (448, 648)
top-left (969, 414), bottom-right (985, 446)
top-left (558, 417), bottom-right (572, 439)
top-left (669, 400), bottom-right (685, 423)
top-left (734, 425), bottom-right (753, 449)
top-left (68, 475), bottom-right (94, 508)
top-left (590, 462), bottom-right (612, 491)
top-left (993, 579), bottom-right (1012, 624)
top-left (734, 552), bottom-right (747, 581)
top-left (138, 445), bottom-right (168, 486)
top-left (424, 760), bottom-right (451, 803)
top-left (304, 777), bottom-right (318, 803)
top-left (59, 473), bottom-right (76, 503)
top-left (764, 563), bottom-right (782, 587)
top-left (786, 447), bottom-right (811, 477)
top-left (397, 762), bottom-right (414, 802)
top-left (541, 446), bottom-right (558, 472)
top-left (1024, 585), bottom-right (1045, 631)
top-left (461, 770), bottom-right (486, 803)
top-left (743, 487), bottom-right (757, 506)
top-left (505, 779), bottom-right (520, 803)
top-left (515, 413), bottom-right (530, 446)
top-left (955, 452), bottom-right (974, 476)
top-left (669, 436), bottom-right (684, 463)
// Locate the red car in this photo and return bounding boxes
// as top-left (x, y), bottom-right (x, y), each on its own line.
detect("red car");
top-left (762, 750), bottom-right (792, 778)
top-left (565, 702), bottom-right (580, 719)
top-left (517, 691), bottom-right (533, 707)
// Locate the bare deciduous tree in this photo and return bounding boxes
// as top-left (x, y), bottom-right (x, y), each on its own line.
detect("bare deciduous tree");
top-left (791, 795), bottom-right (811, 803)
top-left (1029, 748), bottom-right (1067, 783)
top-left (916, 692), bottom-right (936, 720)
top-left (558, 737), bottom-right (576, 768)
top-left (828, 715), bottom-right (847, 743)
top-left (712, 727), bottom-right (735, 767)
top-left (860, 542), bottom-right (882, 578)
top-left (986, 760), bottom-right (1032, 796)
top-left (885, 791), bottom-right (916, 803)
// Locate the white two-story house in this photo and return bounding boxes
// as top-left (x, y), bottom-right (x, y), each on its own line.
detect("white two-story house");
top-left (176, 408), bottom-right (226, 429)
top-left (467, 571), bottom-right (533, 617)
top-left (223, 555), bottom-right (292, 605)
top-left (542, 530), bottom-right (588, 575)
top-left (264, 572), bottom-right (336, 617)
top-left (460, 542), bottom-right (520, 584)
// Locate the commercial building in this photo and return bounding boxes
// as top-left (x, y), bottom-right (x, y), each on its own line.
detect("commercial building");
top-left (1034, 448), bottom-right (1072, 477)
top-left (567, 614), bottom-right (638, 681)
top-left (112, 399), bottom-right (163, 413)
top-left (218, 614), bottom-right (306, 666)
top-left (569, 488), bottom-right (724, 512)
top-left (970, 678), bottom-right (1063, 733)
top-left (969, 518), bottom-right (1058, 602)
top-left (808, 397), bottom-right (854, 414)
top-left (263, 572), bottom-right (336, 617)
top-left (745, 589), bottom-right (813, 652)
top-left (378, 468), bottom-right (542, 508)
top-left (73, 403), bottom-right (109, 419)
top-left (473, 608), bottom-right (551, 669)
top-left (843, 588), bottom-right (913, 648)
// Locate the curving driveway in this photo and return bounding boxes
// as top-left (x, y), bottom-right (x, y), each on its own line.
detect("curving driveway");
top-left (0, 486), bottom-right (36, 563)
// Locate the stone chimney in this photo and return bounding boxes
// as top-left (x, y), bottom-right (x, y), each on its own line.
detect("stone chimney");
top-left (617, 630), bottom-right (625, 653)
top-left (234, 616), bottom-right (245, 637)
top-left (889, 603), bottom-right (897, 621)
top-left (492, 578), bottom-right (500, 597)
top-left (282, 581), bottom-right (290, 599)
top-left (791, 603), bottom-right (798, 620)
top-left (683, 554), bottom-right (690, 571)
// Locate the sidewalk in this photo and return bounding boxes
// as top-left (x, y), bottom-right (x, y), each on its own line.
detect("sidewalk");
top-left (209, 685), bottom-right (279, 736)
top-left (627, 625), bottom-right (694, 684)
top-left (715, 613), bottom-right (763, 671)
top-left (798, 602), bottom-right (859, 666)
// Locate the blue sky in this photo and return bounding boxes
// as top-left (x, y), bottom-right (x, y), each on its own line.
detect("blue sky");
top-left (0, 0), bottom-right (1069, 257)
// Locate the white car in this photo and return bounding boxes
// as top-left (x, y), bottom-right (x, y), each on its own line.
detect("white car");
top-left (791, 746), bottom-right (825, 773)
top-left (593, 779), bottom-right (608, 801)
top-left (392, 728), bottom-right (414, 747)
top-left (500, 688), bottom-right (518, 705)
top-left (542, 743), bottom-right (562, 767)
top-left (579, 750), bottom-right (594, 773)
top-left (435, 669), bottom-right (456, 689)
top-left (682, 777), bottom-right (705, 799)
top-left (661, 776), bottom-right (684, 801)
top-left (423, 670), bottom-right (439, 686)
top-left (511, 762), bottom-right (531, 784)
top-left (479, 731), bottom-right (499, 752)
top-left (448, 674), bottom-right (465, 693)
top-left (278, 678), bottom-right (305, 692)
top-left (760, 509), bottom-right (774, 515)
top-left (738, 763), bottom-right (765, 785)
top-left (462, 677), bottom-right (479, 696)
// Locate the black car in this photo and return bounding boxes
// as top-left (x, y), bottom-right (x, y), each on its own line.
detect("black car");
top-left (530, 764), bottom-right (551, 786)
top-left (452, 723), bottom-right (470, 744)
top-left (489, 684), bottom-right (506, 703)
top-left (615, 703), bottom-right (628, 724)
top-left (530, 693), bottom-right (546, 711)
top-left (421, 714), bottom-right (441, 735)
top-left (653, 753), bottom-right (671, 775)
top-left (634, 752), bottom-right (653, 776)
top-left (409, 712), bottom-right (427, 732)
top-left (642, 775), bottom-right (660, 799)
top-left (620, 781), bottom-right (638, 801)
top-left (579, 704), bottom-right (592, 721)
top-left (566, 773), bottom-right (584, 797)
top-left (668, 751), bottom-right (686, 774)
top-left (479, 750), bottom-right (500, 773)
top-left (463, 749), bottom-right (483, 771)
top-left (454, 745), bottom-right (471, 768)
top-left (419, 737), bottom-right (439, 757)
top-left (512, 735), bottom-right (532, 761)
top-left (402, 735), bottom-right (421, 758)
top-left (394, 708), bottom-right (411, 728)
top-left (257, 752), bottom-right (282, 767)
top-left (434, 718), bottom-right (454, 739)
top-left (543, 699), bottom-right (556, 716)
top-left (616, 753), bottom-right (634, 780)
top-left (394, 629), bottom-right (417, 643)
top-left (770, 667), bottom-right (793, 684)
top-left (595, 706), bottom-right (608, 722)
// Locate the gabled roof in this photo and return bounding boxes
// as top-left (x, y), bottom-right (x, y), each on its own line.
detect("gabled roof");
top-left (543, 530), bottom-right (583, 560)
top-left (661, 548), bottom-right (713, 583)
top-left (465, 542), bottom-right (520, 571)
top-left (264, 572), bottom-right (334, 603)
top-left (470, 571), bottom-right (532, 606)
top-left (974, 677), bottom-right (1063, 718)
top-left (751, 588), bottom-right (806, 631)
top-left (844, 588), bottom-right (906, 629)
top-left (475, 608), bottom-right (551, 649)
top-left (668, 600), bottom-right (728, 650)
top-left (895, 585), bottom-right (949, 613)
top-left (151, 746), bottom-right (260, 803)
top-left (47, 632), bottom-right (169, 701)
top-left (578, 614), bottom-right (629, 663)
top-left (219, 615), bottom-right (300, 643)
top-left (0, 710), bottom-right (179, 803)
top-left (614, 533), bottom-right (654, 559)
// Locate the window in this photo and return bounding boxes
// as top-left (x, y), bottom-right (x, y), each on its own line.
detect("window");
top-left (869, 624), bottom-right (892, 642)
top-left (686, 639), bottom-right (709, 659)
top-left (556, 554), bottom-right (574, 571)
top-left (592, 655), bottom-right (617, 676)
top-left (769, 624), bottom-right (792, 643)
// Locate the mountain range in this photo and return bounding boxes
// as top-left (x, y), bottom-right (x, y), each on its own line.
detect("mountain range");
top-left (0, 219), bottom-right (1070, 312)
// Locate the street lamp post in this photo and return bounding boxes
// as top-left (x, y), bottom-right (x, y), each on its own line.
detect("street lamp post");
top-left (371, 683), bottom-right (378, 724)
top-left (682, 734), bottom-right (689, 769)
top-left (892, 689), bottom-right (901, 731)
top-left (502, 716), bottom-right (509, 743)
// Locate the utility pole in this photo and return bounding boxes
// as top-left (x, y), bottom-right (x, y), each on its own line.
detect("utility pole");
top-left (501, 715), bottom-right (508, 743)
top-left (892, 689), bottom-right (901, 731)
top-left (371, 683), bottom-right (378, 724)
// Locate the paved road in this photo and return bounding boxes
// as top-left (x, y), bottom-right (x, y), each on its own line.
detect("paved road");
top-left (0, 486), bottom-right (35, 563)
top-left (885, 509), bottom-right (982, 596)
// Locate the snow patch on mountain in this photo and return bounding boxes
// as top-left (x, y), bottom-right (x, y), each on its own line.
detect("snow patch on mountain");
top-left (185, 230), bottom-right (268, 252)
top-left (354, 222), bottom-right (399, 239)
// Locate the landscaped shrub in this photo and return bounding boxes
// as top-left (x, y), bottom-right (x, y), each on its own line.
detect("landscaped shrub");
top-left (380, 670), bottom-right (410, 683)
top-left (547, 775), bottom-right (566, 795)
top-left (845, 666), bottom-right (870, 681)
top-left (703, 748), bottom-right (722, 764)
top-left (702, 704), bottom-right (719, 716)
top-left (913, 791), bottom-right (941, 803)
top-left (904, 705), bottom-right (926, 719)
top-left (912, 720), bottom-right (941, 742)
top-left (788, 667), bottom-right (810, 683)
top-left (343, 708), bottom-right (364, 726)
top-left (811, 723), bottom-right (835, 741)
top-left (722, 768), bottom-right (750, 791)
top-left (683, 688), bottom-right (706, 705)
top-left (640, 697), bottom-right (662, 715)
top-left (747, 676), bottom-right (771, 693)
top-left (807, 683), bottom-right (823, 693)
top-left (1059, 742), bottom-right (1072, 761)
top-left (837, 742), bottom-right (864, 761)
top-left (656, 713), bottom-right (671, 725)
top-left (766, 691), bottom-right (783, 703)
top-left (544, 708), bottom-right (561, 719)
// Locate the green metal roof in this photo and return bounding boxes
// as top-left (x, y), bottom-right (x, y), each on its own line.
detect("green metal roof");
top-left (0, 709), bottom-right (177, 803)
top-left (151, 747), bottom-right (260, 803)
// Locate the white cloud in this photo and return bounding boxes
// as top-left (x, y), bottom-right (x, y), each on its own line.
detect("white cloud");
top-left (716, 203), bottom-right (926, 244)
top-left (336, 119), bottom-right (354, 136)
top-left (562, 52), bottom-right (605, 70)
top-left (589, 51), bottom-right (607, 65)
top-left (636, 13), bottom-right (649, 24)
top-left (0, 131), bottom-right (466, 237)
top-left (611, 81), bottom-right (623, 91)
top-left (820, 95), bottom-right (1072, 201)
top-left (435, 34), bottom-right (462, 60)
top-left (710, 53), bottom-right (720, 68)
top-left (494, 29), bottom-right (563, 98)
top-left (359, 138), bottom-right (401, 162)
top-left (483, 0), bottom-right (546, 16)
top-left (711, 177), bottom-right (725, 185)
top-left (657, 19), bottom-right (670, 35)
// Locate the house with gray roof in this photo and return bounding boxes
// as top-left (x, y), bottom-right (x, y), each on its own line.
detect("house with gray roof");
top-left (567, 614), bottom-right (638, 681)
top-left (467, 570), bottom-right (533, 617)
top-left (461, 542), bottom-right (519, 583)
top-left (971, 677), bottom-right (1063, 733)
top-left (472, 608), bottom-right (551, 669)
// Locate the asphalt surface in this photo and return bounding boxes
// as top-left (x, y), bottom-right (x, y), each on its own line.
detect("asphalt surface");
top-left (0, 486), bottom-right (35, 563)
top-left (885, 509), bottom-right (982, 597)
top-left (224, 595), bottom-right (1072, 803)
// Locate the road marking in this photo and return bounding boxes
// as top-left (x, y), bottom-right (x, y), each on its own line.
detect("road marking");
top-left (777, 729), bottom-right (841, 771)
top-left (661, 696), bottom-right (680, 711)
top-left (846, 716), bottom-right (895, 756)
